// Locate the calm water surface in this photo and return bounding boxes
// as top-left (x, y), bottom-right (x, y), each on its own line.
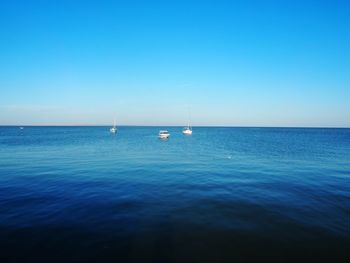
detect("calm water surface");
top-left (0, 127), bottom-right (349, 262)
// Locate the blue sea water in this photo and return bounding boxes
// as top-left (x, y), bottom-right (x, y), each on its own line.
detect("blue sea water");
top-left (0, 126), bottom-right (349, 262)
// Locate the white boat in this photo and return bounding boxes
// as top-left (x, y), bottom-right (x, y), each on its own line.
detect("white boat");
top-left (182, 126), bottom-right (192, 135)
top-left (158, 130), bottom-right (170, 139)
top-left (182, 107), bottom-right (193, 135)
top-left (110, 119), bottom-right (117, 133)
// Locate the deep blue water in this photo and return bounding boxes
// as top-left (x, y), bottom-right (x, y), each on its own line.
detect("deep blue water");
top-left (0, 126), bottom-right (349, 262)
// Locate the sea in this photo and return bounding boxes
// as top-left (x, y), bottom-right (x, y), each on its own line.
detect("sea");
top-left (0, 126), bottom-right (349, 262)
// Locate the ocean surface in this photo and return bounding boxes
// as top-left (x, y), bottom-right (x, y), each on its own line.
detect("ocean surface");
top-left (0, 126), bottom-right (349, 262)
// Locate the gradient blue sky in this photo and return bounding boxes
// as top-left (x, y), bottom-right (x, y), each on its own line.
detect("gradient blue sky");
top-left (1, 0), bottom-right (349, 126)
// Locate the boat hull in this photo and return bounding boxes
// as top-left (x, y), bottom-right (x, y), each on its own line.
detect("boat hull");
top-left (182, 129), bottom-right (192, 135)
top-left (158, 134), bottom-right (170, 139)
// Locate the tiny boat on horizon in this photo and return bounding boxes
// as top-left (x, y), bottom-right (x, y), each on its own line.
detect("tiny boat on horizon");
top-left (182, 126), bottom-right (192, 135)
top-left (110, 119), bottom-right (117, 133)
top-left (158, 130), bottom-right (170, 139)
top-left (182, 107), bottom-right (193, 135)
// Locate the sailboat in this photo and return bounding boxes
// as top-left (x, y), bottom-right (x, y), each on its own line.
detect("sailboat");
top-left (110, 119), bottom-right (117, 133)
top-left (182, 108), bottom-right (192, 135)
top-left (182, 125), bottom-right (192, 135)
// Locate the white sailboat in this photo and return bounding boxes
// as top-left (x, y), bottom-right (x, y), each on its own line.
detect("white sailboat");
top-left (110, 119), bottom-right (117, 133)
top-left (182, 126), bottom-right (192, 135)
top-left (182, 108), bottom-right (192, 135)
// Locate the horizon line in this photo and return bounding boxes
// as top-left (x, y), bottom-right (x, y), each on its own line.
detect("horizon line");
top-left (1, 124), bottom-right (349, 129)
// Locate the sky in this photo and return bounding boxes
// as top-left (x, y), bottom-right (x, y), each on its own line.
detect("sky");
top-left (0, 0), bottom-right (349, 127)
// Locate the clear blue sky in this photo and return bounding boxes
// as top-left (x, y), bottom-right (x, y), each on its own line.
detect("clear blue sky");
top-left (1, 0), bottom-right (349, 126)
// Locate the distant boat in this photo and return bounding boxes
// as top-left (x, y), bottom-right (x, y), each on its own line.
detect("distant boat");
top-left (182, 107), bottom-right (192, 135)
top-left (19, 127), bottom-right (24, 130)
top-left (110, 119), bottom-right (117, 133)
top-left (158, 130), bottom-right (170, 139)
top-left (182, 126), bottom-right (192, 135)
